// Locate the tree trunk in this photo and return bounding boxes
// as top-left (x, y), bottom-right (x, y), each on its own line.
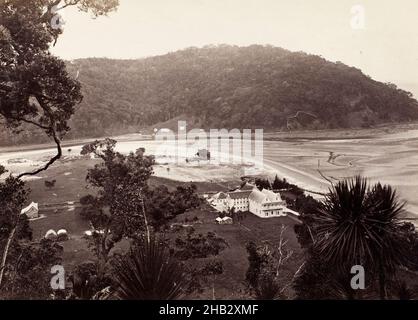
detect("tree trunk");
top-left (212, 277), bottom-right (216, 300)
top-left (0, 226), bottom-right (17, 288)
top-left (140, 196), bottom-right (150, 244)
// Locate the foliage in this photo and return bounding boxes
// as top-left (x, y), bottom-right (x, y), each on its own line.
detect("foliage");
top-left (1, 239), bottom-right (63, 299)
top-left (295, 176), bottom-right (412, 299)
top-left (145, 184), bottom-right (201, 230)
top-left (0, 175), bottom-right (33, 289)
top-left (69, 261), bottom-right (112, 300)
top-left (78, 139), bottom-right (205, 299)
top-left (3, 44), bottom-right (416, 144)
top-left (245, 226), bottom-right (294, 299)
top-left (396, 222), bottom-right (418, 271)
top-left (173, 227), bottom-right (228, 261)
top-left (313, 177), bottom-right (406, 274)
top-left (169, 227), bottom-right (228, 296)
top-left (0, 0), bottom-right (118, 299)
top-left (113, 237), bottom-right (187, 300)
top-left (255, 178), bottom-right (270, 191)
top-left (78, 139), bottom-right (155, 272)
top-left (293, 248), bottom-right (359, 300)
top-left (0, 176), bottom-right (31, 241)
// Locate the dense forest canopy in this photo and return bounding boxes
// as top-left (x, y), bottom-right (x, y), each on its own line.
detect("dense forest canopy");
top-left (2, 44), bottom-right (418, 145)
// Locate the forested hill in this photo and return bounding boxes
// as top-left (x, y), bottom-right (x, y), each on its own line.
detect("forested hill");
top-left (2, 45), bottom-right (418, 145)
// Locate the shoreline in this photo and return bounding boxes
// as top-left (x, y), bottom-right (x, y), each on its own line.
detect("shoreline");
top-left (2, 125), bottom-right (418, 227)
top-left (2, 121), bottom-right (418, 154)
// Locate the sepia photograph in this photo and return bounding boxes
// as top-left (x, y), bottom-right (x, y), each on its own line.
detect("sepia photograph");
top-left (1, 0), bottom-right (418, 311)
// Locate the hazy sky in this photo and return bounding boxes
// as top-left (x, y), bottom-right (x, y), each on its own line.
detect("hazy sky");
top-left (51, 0), bottom-right (418, 97)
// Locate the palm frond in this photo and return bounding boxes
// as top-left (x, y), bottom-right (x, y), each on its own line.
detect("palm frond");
top-left (312, 176), bottom-right (407, 274)
top-left (113, 237), bottom-right (187, 300)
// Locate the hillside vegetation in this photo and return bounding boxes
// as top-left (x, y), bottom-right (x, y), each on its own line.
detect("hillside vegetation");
top-left (2, 45), bottom-right (418, 145)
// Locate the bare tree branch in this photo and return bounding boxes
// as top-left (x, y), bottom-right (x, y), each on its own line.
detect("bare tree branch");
top-left (17, 130), bottom-right (62, 179)
top-left (0, 225), bottom-right (17, 287)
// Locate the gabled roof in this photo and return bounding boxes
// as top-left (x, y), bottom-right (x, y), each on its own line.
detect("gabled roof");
top-left (212, 192), bottom-right (228, 200)
top-left (249, 188), bottom-right (266, 203)
top-left (228, 190), bottom-right (252, 199)
top-left (262, 189), bottom-right (282, 202)
top-left (249, 188), bottom-right (283, 204)
top-left (21, 202), bottom-right (38, 215)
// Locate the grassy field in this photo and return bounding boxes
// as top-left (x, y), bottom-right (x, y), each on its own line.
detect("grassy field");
top-left (173, 205), bottom-right (303, 299)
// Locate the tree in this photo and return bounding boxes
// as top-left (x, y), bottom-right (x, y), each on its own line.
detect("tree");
top-left (171, 227), bottom-right (228, 297)
top-left (272, 175), bottom-right (284, 190)
top-left (255, 178), bottom-right (271, 191)
top-left (145, 184), bottom-right (201, 230)
top-left (234, 210), bottom-right (247, 226)
top-left (293, 248), bottom-right (358, 300)
top-left (1, 239), bottom-right (63, 299)
top-left (201, 260), bottom-right (223, 300)
top-left (113, 237), bottom-right (187, 300)
top-left (396, 222), bottom-right (418, 271)
top-left (69, 261), bottom-right (103, 300)
top-left (79, 139), bottom-right (155, 277)
top-left (79, 139), bottom-right (203, 297)
top-left (0, 170), bottom-right (31, 288)
top-left (311, 176), bottom-right (408, 299)
top-left (34, 45), bottom-right (418, 140)
top-left (0, 0), bottom-right (120, 177)
top-left (245, 225), bottom-right (296, 299)
top-left (0, 175), bottom-right (61, 300)
top-left (226, 206), bottom-right (235, 217)
top-left (0, 0), bottom-right (118, 292)
top-left (173, 228), bottom-right (228, 261)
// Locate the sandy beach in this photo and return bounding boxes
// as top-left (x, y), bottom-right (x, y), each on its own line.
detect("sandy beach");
top-left (1, 128), bottom-right (418, 223)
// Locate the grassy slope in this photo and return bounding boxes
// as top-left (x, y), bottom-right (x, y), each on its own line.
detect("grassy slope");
top-left (23, 156), bottom-right (418, 299)
top-left (174, 206), bottom-right (302, 299)
top-left (25, 157), bottom-right (302, 299)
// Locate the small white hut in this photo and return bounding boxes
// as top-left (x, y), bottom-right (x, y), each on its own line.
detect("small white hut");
top-left (221, 216), bottom-right (233, 224)
top-left (215, 216), bottom-right (233, 225)
top-left (57, 229), bottom-right (69, 241)
top-left (21, 202), bottom-right (39, 219)
top-left (45, 229), bottom-right (57, 240)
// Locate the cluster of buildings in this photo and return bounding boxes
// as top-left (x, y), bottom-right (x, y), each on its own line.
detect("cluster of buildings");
top-left (207, 183), bottom-right (299, 219)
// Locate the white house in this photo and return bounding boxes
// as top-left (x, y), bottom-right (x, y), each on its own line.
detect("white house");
top-left (208, 184), bottom-right (297, 218)
top-left (21, 202), bottom-right (39, 219)
top-left (248, 188), bottom-right (286, 218)
top-left (215, 217), bottom-right (223, 224)
top-left (227, 190), bottom-right (252, 212)
top-left (209, 192), bottom-right (230, 212)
